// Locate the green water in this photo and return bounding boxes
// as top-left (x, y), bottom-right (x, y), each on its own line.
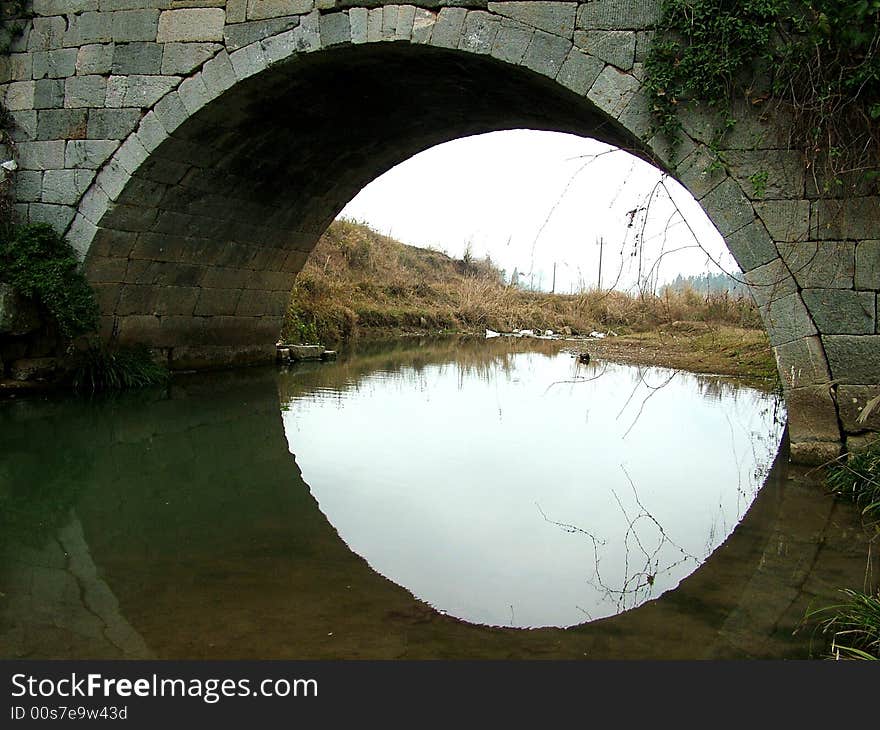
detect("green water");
top-left (0, 337), bottom-right (874, 659)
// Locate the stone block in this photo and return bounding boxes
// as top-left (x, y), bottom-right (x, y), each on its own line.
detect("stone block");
top-left (17, 140), bottom-right (65, 170)
top-left (699, 178), bottom-right (755, 237)
top-left (33, 78), bottom-right (65, 108)
top-left (723, 150), bottom-right (805, 201)
top-left (721, 219), bottom-right (776, 273)
top-left (28, 202), bottom-right (77, 231)
top-left (754, 200), bottom-right (811, 243)
top-left (489, 2), bottom-right (576, 37)
top-left (247, 0), bottom-right (313, 22)
top-left (36, 108), bottom-right (88, 140)
top-left (823, 335), bottom-right (880, 384)
top-left (350, 7), bottom-right (368, 43)
top-left (42, 168), bottom-right (93, 205)
top-left (111, 42), bottom-right (162, 74)
top-left (83, 255), bottom-right (128, 284)
top-left (573, 30), bottom-right (634, 70)
top-left (320, 11), bottom-right (351, 47)
top-left (10, 358), bottom-right (58, 381)
top-left (460, 11), bottom-right (500, 54)
top-left (576, 0), bottom-right (660, 30)
top-left (411, 7), bottom-right (437, 44)
top-left (111, 10), bottom-right (161, 43)
top-left (107, 75), bottom-right (179, 109)
top-left (490, 18), bottom-right (532, 64)
top-left (29, 15), bottom-right (67, 50)
top-left (87, 108), bottom-right (142, 139)
top-left (837, 385), bottom-right (880, 433)
top-left (64, 75), bottom-right (107, 108)
top-left (789, 440), bottom-right (841, 466)
top-left (773, 335), bottom-right (831, 389)
top-left (158, 9), bottom-right (226, 43)
top-left (169, 344), bottom-right (276, 371)
top-left (586, 64), bottom-right (639, 118)
top-left (521, 29), bottom-right (571, 77)
top-left (76, 44), bottom-right (114, 75)
top-left (65, 139), bottom-right (119, 169)
top-left (759, 291), bottom-right (817, 347)
top-left (12, 170), bottom-right (43, 202)
top-left (63, 12), bottom-right (112, 46)
top-left (3, 80), bottom-right (35, 111)
top-left (801, 289), bottom-right (874, 335)
top-left (430, 7), bottom-right (467, 49)
top-left (786, 385), bottom-right (843, 444)
top-left (855, 241), bottom-right (880, 290)
top-left (811, 197), bottom-right (880, 240)
top-left (32, 48), bottom-right (77, 79)
top-left (395, 5), bottom-right (416, 41)
top-left (229, 42), bottom-right (268, 81)
top-left (778, 241), bottom-right (854, 289)
top-left (161, 42), bottom-right (222, 75)
top-left (555, 48), bottom-right (603, 95)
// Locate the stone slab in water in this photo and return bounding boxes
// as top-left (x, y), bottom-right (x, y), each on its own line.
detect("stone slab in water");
top-left (289, 345), bottom-right (324, 361)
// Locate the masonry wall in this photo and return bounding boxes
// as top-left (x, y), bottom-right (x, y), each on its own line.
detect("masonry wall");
top-left (1, 1), bottom-right (878, 462)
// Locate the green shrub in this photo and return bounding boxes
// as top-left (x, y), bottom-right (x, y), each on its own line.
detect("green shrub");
top-left (806, 589), bottom-right (880, 660)
top-left (71, 344), bottom-right (169, 394)
top-left (0, 223), bottom-right (99, 339)
top-left (827, 441), bottom-right (880, 520)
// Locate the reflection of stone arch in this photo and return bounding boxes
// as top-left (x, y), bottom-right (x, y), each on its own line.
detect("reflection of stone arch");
top-left (6, 3), bottom-right (879, 460)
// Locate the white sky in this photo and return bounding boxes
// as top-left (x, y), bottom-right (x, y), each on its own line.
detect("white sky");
top-left (340, 130), bottom-right (738, 294)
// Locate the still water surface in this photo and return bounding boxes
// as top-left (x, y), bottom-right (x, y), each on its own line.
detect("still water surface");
top-left (0, 337), bottom-right (872, 659)
top-left (283, 339), bottom-right (784, 627)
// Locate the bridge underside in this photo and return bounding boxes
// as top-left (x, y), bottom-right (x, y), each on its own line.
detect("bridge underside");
top-left (85, 44), bottom-right (642, 369)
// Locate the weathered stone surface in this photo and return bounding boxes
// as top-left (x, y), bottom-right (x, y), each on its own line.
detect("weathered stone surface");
top-left (823, 336), bottom-right (880, 384)
top-left (838, 386), bottom-right (880, 433)
top-left (10, 357), bottom-right (58, 381)
top-left (789, 440), bottom-right (841, 466)
top-left (724, 219), bottom-right (776, 273)
top-left (0, 284), bottom-right (41, 336)
top-left (587, 64), bottom-right (639, 117)
top-left (778, 241), bottom-right (854, 290)
top-left (754, 200), bottom-right (810, 243)
top-left (112, 42), bottom-right (163, 75)
top-left (32, 48), bottom-right (78, 79)
top-left (855, 241), bottom-right (880, 291)
top-left (700, 178), bottom-right (754, 237)
top-left (573, 29), bottom-right (633, 69)
top-left (225, 17), bottom-right (299, 51)
top-left (76, 44), bottom-right (114, 75)
top-left (319, 11), bottom-right (351, 47)
top-left (786, 385), bottom-right (843, 444)
top-left (555, 47), bottom-right (602, 95)
top-left (65, 139), bottom-right (119, 169)
top-left (847, 432), bottom-right (880, 452)
top-left (36, 108), bottom-right (89, 140)
top-left (522, 29), bottom-right (571, 77)
top-left (157, 9), bottom-right (225, 43)
top-left (576, 0), bottom-right (660, 30)
top-left (87, 107), bottom-right (142, 139)
top-left (811, 197), bottom-right (880, 240)
top-left (801, 289), bottom-right (874, 335)
top-left (169, 344), bottom-right (276, 371)
top-left (774, 336), bottom-right (830, 389)
top-left (488, 2), bottom-right (576, 37)
top-left (247, 0), bottom-right (313, 22)
top-left (430, 7), bottom-right (466, 49)
top-left (490, 18), bottom-right (532, 63)
top-left (460, 11), bottom-right (500, 54)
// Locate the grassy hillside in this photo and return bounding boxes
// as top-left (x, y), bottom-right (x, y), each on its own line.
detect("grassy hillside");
top-left (282, 219), bottom-right (764, 347)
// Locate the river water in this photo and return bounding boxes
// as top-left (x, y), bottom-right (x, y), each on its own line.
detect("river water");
top-left (0, 337), bottom-right (873, 658)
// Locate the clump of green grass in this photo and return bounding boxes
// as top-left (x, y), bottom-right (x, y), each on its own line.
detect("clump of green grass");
top-left (827, 442), bottom-right (880, 520)
top-left (71, 344), bottom-right (169, 394)
top-left (805, 589), bottom-right (880, 660)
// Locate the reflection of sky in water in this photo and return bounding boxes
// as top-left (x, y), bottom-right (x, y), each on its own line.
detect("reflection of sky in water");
top-left (281, 351), bottom-right (786, 629)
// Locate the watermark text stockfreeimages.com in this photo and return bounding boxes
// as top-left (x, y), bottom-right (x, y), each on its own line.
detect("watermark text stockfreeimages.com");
top-left (11, 672), bottom-right (317, 705)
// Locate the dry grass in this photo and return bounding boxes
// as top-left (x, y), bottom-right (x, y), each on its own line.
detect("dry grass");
top-left (282, 219), bottom-right (764, 347)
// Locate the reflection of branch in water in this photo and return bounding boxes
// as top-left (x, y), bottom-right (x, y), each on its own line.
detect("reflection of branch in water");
top-left (542, 361), bottom-right (609, 396)
top-left (616, 367), bottom-right (678, 439)
top-left (540, 468), bottom-right (701, 616)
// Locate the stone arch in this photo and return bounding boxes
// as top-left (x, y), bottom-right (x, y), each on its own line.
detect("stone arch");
top-left (6, 3), bottom-right (877, 462)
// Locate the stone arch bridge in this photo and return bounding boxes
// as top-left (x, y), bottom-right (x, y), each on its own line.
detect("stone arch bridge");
top-left (1, 1), bottom-right (878, 462)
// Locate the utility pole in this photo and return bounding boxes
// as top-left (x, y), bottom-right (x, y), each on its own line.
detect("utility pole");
top-left (597, 237), bottom-right (604, 291)
top-left (551, 262), bottom-right (557, 294)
